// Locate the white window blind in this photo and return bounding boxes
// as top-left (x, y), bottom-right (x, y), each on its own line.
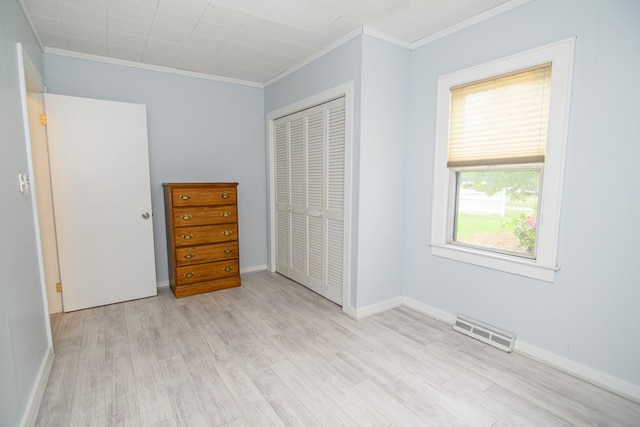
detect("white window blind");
top-left (448, 64), bottom-right (552, 168)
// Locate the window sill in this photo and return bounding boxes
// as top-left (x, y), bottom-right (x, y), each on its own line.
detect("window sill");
top-left (430, 243), bottom-right (558, 282)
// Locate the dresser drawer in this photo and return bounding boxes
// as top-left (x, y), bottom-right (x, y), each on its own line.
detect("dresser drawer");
top-left (172, 277), bottom-right (241, 298)
top-left (171, 186), bottom-right (236, 207)
top-left (174, 223), bottom-right (238, 246)
top-left (175, 241), bottom-right (239, 267)
top-left (176, 259), bottom-right (239, 285)
top-left (172, 206), bottom-right (237, 227)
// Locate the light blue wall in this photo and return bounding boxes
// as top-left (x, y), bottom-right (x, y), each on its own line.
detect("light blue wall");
top-left (43, 56), bottom-right (268, 282)
top-left (406, 0), bottom-right (640, 387)
top-left (0, 1), bottom-right (49, 426)
top-left (358, 36), bottom-right (410, 307)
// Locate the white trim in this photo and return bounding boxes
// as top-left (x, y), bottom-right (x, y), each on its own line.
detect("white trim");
top-left (17, 43), bottom-right (53, 347)
top-left (265, 25), bottom-right (412, 88)
top-left (343, 88), bottom-right (354, 313)
top-left (362, 26), bottom-right (412, 49)
top-left (19, 346), bottom-right (54, 427)
top-left (516, 341), bottom-right (640, 404)
top-left (156, 280), bottom-right (170, 289)
top-left (430, 38), bottom-right (575, 282)
top-left (24, 2), bottom-right (531, 89)
top-left (354, 297), bottom-right (404, 320)
top-left (43, 48), bottom-right (263, 88)
top-left (264, 28), bottom-right (363, 87)
top-left (343, 306), bottom-right (358, 319)
top-left (411, 0), bottom-right (533, 49)
top-left (20, 45), bottom-right (45, 92)
top-left (240, 264), bottom-right (268, 274)
top-left (266, 82), bottom-right (354, 315)
top-left (266, 118), bottom-right (276, 273)
top-left (402, 296), bottom-right (457, 324)
top-left (266, 82), bottom-right (353, 121)
top-left (23, 0), bottom-right (530, 89)
top-left (430, 244), bottom-right (558, 282)
top-left (401, 296), bottom-right (640, 403)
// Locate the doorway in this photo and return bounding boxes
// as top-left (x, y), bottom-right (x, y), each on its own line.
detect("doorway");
top-left (18, 44), bottom-right (62, 321)
top-left (18, 46), bottom-right (158, 316)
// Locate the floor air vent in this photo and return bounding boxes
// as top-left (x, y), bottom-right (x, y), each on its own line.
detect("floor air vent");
top-left (453, 315), bottom-right (515, 352)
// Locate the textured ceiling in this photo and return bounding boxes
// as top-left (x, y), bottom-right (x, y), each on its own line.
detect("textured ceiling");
top-left (20, 0), bottom-right (518, 84)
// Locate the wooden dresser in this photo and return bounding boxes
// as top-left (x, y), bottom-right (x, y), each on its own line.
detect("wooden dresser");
top-left (163, 183), bottom-right (240, 298)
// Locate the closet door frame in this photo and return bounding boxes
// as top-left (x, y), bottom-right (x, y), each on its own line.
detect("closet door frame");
top-left (266, 82), bottom-right (354, 316)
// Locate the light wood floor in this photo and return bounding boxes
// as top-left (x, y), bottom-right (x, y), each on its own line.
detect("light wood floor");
top-left (36, 271), bottom-right (640, 426)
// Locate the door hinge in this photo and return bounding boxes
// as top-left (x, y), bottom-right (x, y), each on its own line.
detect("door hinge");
top-left (55, 282), bottom-right (62, 293)
top-left (39, 114), bottom-right (47, 126)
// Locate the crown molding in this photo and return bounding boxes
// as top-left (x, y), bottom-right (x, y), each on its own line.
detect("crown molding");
top-left (411, 0), bottom-right (533, 49)
top-left (43, 47), bottom-right (264, 88)
top-left (264, 27), bottom-right (364, 88)
top-left (362, 26), bottom-right (411, 49)
top-left (34, 0), bottom-right (532, 89)
top-left (267, 0), bottom-right (531, 86)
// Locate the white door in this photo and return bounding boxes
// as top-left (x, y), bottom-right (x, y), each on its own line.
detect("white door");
top-left (44, 94), bottom-right (157, 312)
top-left (274, 97), bottom-right (346, 305)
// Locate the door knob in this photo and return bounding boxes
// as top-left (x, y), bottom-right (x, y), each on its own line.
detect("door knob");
top-left (142, 212), bottom-right (150, 219)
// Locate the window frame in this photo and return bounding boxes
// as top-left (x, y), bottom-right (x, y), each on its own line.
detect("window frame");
top-left (430, 38), bottom-right (575, 282)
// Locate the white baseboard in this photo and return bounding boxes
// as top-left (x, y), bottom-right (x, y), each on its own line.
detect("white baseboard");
top-left (516, 341), bottom-right (640, 403)
top-left (156, 280), bottom-right (170, 289)
top-left (355, 296), bottom-right (404, 319)
top-left (402, 297), bottom-right (457, 324)
top-left (20, 345), bottom-right (54, 427)
top-left (343, 305), bottom-right (358, 319)
top-left (400, 296), bottom-right (640, 403)
top-left (241, 264), bottom-right (268, 274)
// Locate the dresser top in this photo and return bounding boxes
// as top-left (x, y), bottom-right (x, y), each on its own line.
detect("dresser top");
top-left (163, 182), bottom-right (238, 187)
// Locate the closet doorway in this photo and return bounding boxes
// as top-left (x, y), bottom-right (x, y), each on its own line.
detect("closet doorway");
top-left (269, 88), bottom-right (352, 309)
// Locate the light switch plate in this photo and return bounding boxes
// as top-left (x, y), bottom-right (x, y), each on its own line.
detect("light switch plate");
top-left (18, 173), bottom-right (30, 194)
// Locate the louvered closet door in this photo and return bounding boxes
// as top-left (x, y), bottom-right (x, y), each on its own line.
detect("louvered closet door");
top-left (306, 110), bottom-right (325, 295)
top-left (273, 97), bottom-right (346, 305)
top-left (274, 121), bottom-right (290, 276)
top-left (324, 100), bottom-right (346, 303)
top-left (288, 117), bottom-right (308, 286)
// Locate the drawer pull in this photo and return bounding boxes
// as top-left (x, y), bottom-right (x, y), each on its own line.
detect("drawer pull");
top-left (184, 253), bottom-right (194, 259)
top-left (182, 234), bottom-right (193, 240)
top-left (221, 211), bottom-right (231, 218)
top-left (224, 249), bottom-right (232, 254)
top-left (222, 230), bottom-right (233, 236)
top-left (181, 214), bottom-right (192, 220)
top-left (223, 266), bottom-right (232, 272)
top-left (221, 193), bottom-right (230, 199)
top-left (184, 272), bottom-right (194, 278)
top-left (179, 194), bottom-right (191, 200)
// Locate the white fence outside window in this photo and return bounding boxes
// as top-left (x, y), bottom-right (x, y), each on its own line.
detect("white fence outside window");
top-left (458, 188), bottom-right (506, 216)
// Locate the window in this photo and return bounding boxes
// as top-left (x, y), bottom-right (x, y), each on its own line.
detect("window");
top-left (430, 39), bottom-right (575, 282)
